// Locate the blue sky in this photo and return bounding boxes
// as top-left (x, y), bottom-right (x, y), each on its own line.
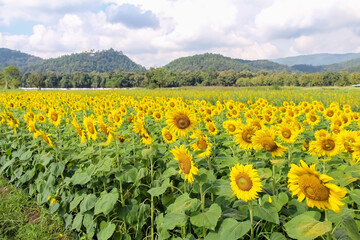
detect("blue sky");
top-left (1, 0), bottom-right (360, 68)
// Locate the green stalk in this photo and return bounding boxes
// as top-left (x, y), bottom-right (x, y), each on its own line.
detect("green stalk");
top-left (207, 157), bottom-right (214, 202)
top-left (115, 135), bottom-right (125, 207)
top-left (200, 183), bottom-right (206, 239)
top-left (272, 164), bottom-right (276, 195)
top-left (249, 200), bottom-right (254, 240)
top-left (325, 210), bottom-right (332, 240)
top-left (150, 156), bottom-right (154, 240)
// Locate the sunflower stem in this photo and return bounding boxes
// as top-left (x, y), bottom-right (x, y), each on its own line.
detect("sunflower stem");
top-left (150, 155), bottom-right (154, 240)
top-left (207, 157), bottom-right (214, 202)
top-left (249, 200), bottom-right (254, 240)
top-left (325, 210), bottom-right (332, 240)
top-left (200, 183), bottom-right (207, 239)
top-left (184, 178), bottom-right (187, 193)
top-left (272, 164), bottom-right (277, 195)
top-left (115, 135), bottom-right (125, 207)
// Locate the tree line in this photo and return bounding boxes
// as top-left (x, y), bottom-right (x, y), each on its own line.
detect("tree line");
top-left (1, 65), bottom-right (360, 89)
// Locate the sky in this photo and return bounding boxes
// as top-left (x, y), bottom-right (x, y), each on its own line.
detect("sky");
top-left (1, 0), bottom-right (360, 68)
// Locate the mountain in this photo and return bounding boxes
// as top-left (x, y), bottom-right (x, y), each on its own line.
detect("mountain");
top-left (21, 49), bottom-right (146, 73)
top-left (163, 53), bottom-right (292, 73)
top-left (0, 48), bottom-right (43, 70)
top-left (271, 53), bottom-right (360, 66)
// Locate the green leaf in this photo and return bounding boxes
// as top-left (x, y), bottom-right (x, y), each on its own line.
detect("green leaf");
top-left (70, 195), bottom-right (85, 211)
top-left (210, 179), bottom-right (233, 199)
top-left (94, 189), bottom-right (119, 216)
top-left (212, 218), bottom-right (250, 240)
top-left (272, 192), bottom-right (288, 212)
top-left (254, 203), bottom-right (279, 224)
top-left (160, 167), bottom-right (178, 180)
top-left (270, 232), bottom-right (287, 240)
top-left (94, 156), bottom-right (113, 174)
top-left (349, 189), bottom-right (360, 205)
top-left (166, 193), bottom-right (200, 213)
top-left (20, 150), bottom-right (32, 161)
top-left (162, 212), bottom-right (187, 230)
top-left (216, 156), bottom-right (239, 169)
top-left (257, 168), bottom-right (273, 179)
top-left (148, 178), bottom-right (171, 197)
top-left (341, 215), bottom-right (360, 240)
top-left (190, 203), bottom-right (221, 230)
top-left (80, 194), bottom-right (96, 213)
top-left (71, 171), bottom-right (91, 185)
top-left (97, 221), bottom-right (116, 240)
top-left (72, 213), bottom-right (83, 231)
top-left (284, 213), bottom-right (332, 240)
top-left (38, 152), bottom-right (53, 167)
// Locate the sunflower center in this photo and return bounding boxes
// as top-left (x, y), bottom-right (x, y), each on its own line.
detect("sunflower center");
top-left (178, 157), bottom-right (191, 174)
top-left (309, 115), bottom-right (317, 122)
top-left (242, 130), bottom-right (254, 143)
top-left (196, 139), bottom-right (208, 150)
top-left (344, 141), bottom-right (353, 153)
top-left (155, 113), bottom-right (161, 118)
top-left (39, 116), bottom-right (44, 121)
top-left (235, 173), bottom-right (253, 191)
top-left (175, 115), bottom-right (191, 129)
top-left (282, 129), bottom-right (291, 139)
top-left (114, 115), bottom-right (121, 123)
top-left (261, 137), bottom-right (278, 152)
top-left (321, 139), bottom-right (335, 151)
top-left (298, 174), bottom-right (330, 201)
top-left (208, 125), bottom-right (215, 132)
top-left (228, 124), bottom-right (236, 132)
top-left (165, 132), bottom-right (172, 141)
top-left (51, 113), bottom-right (58, 121)
top-left (327, 110), bottom-right (334, 117)
top-left (87, 122), bottom-right (95, 134)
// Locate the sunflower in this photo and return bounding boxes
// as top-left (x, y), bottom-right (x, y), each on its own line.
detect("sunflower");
top-left (83, 115), bottom-right (98, 141)
top-left (152, 110), bottom-right (163, 122)
top-left (337, 130), bottom-right (357, 154)
top-left (276, 123), bottom-right (300, 144)
top-left (235, 124), bottom-right (257, 150)
top-left (305, 113), bottom-right (321, 127)
top-left (170, 145), bottom-right (199, 183)
top-left (230, 163), bottom-right (262, 202)
top-left (252, 127), bottom-right (288, 157)
top-left (288, 160), bottom-right (347, 212)
top-left (37, 113), bottom-right (46, 123)
top-left (205, 122), bottom-right (218, 136)
top-left (72, 119), bottom-right (86, 143)
top-left (140, 131), bottom-right (153, 146)
top-left (166, 107), bottom-right (197, 137)
top-left (162, 127), bottom-right (177, 144)
top-left (309, 133), bottom-right (342, 157)
top-left (38, 130), bottom-right (56, 148)
top-left (190, 130), bottom-right (212, 158)
top-left (48, 108), bottom-right (62, 127)
top-left (223, 119), bottom-right (240, 135)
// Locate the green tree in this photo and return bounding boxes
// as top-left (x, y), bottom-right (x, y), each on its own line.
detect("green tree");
top-left (27, 72), bottom-right (44, 89)
top-left (3, 65), bottom-right (21, 89)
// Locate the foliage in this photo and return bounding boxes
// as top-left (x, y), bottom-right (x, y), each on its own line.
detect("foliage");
top-left (21, 49), bottom-right (146, 73)
top-left (0, 48), bottom-right (42, 70)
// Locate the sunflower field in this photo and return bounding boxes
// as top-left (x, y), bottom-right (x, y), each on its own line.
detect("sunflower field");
top-left (1, 88), bottom-right (360, 240)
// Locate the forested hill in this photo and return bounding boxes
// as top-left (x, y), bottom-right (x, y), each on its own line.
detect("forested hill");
top-left (21, 49), bottom-right (146, 73)
top-left (0, 48), bottom-right (43, 70)
top-left (163, 53), bottom-right (293, 73)
top-left (271, 53), bottom-right (360, 66)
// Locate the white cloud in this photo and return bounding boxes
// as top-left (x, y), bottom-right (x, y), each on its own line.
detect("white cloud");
top-left (1, 0), bottom-right (360, 67)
